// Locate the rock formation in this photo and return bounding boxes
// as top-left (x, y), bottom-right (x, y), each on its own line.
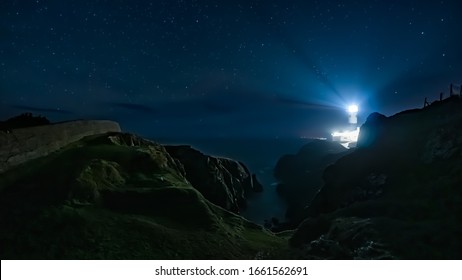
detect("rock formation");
top-left (291, 97), bottom-right (462, 259)
top-left (165, 145), bottom-right (263, 213)
top-left (273, 139), bottom-right (349, 221)
top-left (0, 120), bottom-right (121, 173)
top-left (0, 113), bottom-right (50, 131)
top-left (0, 132), bottom-right (283, 259)
top-left (3, 96), bottom-right (462, 259)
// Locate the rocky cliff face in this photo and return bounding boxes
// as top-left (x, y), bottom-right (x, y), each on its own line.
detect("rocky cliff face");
top-left (0, 132), bottom-right (283, 259)
top-left (291, 97), bottom-right (462, 259)
top-left (273, 140), bottom-right (349, 221)
top-left (0, 120), bottom-right (121, 173)
top-left (165, 145), bottom-right (263, 213)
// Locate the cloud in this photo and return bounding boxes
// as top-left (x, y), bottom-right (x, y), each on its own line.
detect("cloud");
top-left (200, 97), bottom-right (240, 114)
top-left (11, 105), bottom-right (73, 114)
top-left (272, 96), bottom-right (341, 111)
top-left (107, 102), bottom-right (157, 114)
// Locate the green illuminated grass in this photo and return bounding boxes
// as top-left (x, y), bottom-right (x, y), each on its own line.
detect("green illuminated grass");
top-left (0, 133), bottom-right (287, 259)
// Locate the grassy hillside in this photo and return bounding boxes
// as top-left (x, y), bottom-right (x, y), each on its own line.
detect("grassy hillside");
top-left (0, 133), bottom-right (287, 259)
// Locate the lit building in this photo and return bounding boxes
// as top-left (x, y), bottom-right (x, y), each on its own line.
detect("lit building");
top-left (331, 104), bottom-right (360, 148)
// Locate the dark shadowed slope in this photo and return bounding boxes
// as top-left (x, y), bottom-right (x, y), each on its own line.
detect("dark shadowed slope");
top-left (0, 133), bottom-right (286, 259)
top-left (290, 97), bottom-right (462, 259)
top-left (274, 140), bottom-right (350, 222)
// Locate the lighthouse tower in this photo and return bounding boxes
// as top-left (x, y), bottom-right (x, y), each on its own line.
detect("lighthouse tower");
top-left (331, 104), bottom-right (360, 148)
top-left (348, 104), bottom-right (358, 127)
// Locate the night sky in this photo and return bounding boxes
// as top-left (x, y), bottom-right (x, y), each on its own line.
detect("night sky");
top-left (1, 0), bottom-right (461, 139)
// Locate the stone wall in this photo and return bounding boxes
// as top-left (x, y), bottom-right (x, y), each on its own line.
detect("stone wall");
top-left (0, 120), bottom-right (121, 173)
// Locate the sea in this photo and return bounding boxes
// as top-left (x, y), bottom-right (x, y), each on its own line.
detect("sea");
top-left (153, 137), bottom-right (313, 224)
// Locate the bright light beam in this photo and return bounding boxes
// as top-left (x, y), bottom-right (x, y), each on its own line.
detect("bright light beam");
top-left (347, 104), bottom-right (359, 113)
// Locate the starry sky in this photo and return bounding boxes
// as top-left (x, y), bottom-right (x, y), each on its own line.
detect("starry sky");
top-left (1, 0), bottom-right (461, 139)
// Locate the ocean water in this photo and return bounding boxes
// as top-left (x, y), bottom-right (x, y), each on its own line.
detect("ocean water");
top-left (155, 137), bottom-right (311, 224)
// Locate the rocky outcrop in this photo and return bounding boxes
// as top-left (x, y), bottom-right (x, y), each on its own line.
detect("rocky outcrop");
top-left (421, 124), bottom-right (462, 164)
top-left (292, 97), bottom-right (462, 259)
top-left (0, 120), bottom-right (121, 173)
top-left (356, 112), bottom-right (387, 148)
top-left (0, 113), bottom-right (50, 131)
top-left (273, 140), bottom-right (349, 221)
top-left (0, 132), bottom-right (284, 259)
top-left (290, 217), bottom-right (394, 259)
top-left (165, 145), bottom-right (263, 213)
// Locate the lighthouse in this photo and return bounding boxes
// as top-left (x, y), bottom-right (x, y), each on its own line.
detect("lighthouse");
top-left (348, 104), bottom-right (358, 127)
top-left (331, 104), bottom-right (360, 148)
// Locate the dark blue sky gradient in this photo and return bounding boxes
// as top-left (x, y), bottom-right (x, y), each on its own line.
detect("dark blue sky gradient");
top-left (1, 0), bottom-right (461, 139)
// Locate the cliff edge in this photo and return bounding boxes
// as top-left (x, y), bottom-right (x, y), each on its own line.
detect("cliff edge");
top-left (0, 120), bottom-right (121, 173)
top-left (290, 97), bottom-right (462, 259)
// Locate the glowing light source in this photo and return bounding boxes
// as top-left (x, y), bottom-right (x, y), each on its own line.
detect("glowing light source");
top-left (331, 104), bottom-right (360, 148)
top-left (347, 104), bottom-right (359, 113)
top-left (331, 127), bottom-right (360, 142)
top-left (331, 127), bottom-right (360, 148)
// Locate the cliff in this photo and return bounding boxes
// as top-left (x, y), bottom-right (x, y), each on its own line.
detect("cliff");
top-left (290, 97), bottom-right (462, 259)
top-left (273, 140), bottom-right (349, 221)
top-left (165, 145), bottom-right (263, 213)
top-left (0, 120), bottom-right (121, 173)
top-left (0, 132), bottom-right (284, 259)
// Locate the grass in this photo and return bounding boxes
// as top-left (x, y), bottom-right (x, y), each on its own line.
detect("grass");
top-left (0, 132), bottom-right (287, 259)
